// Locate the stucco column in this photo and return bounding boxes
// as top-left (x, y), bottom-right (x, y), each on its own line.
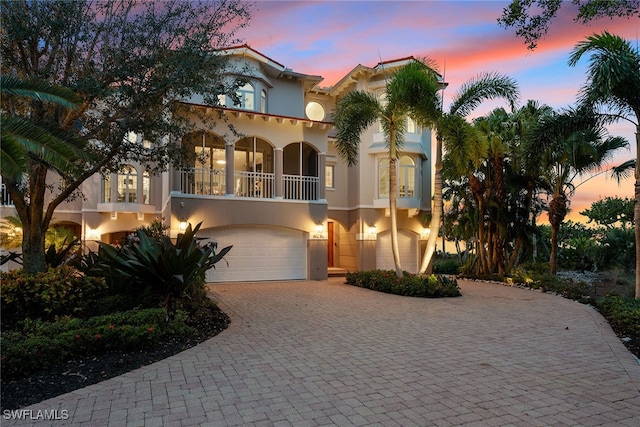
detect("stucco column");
top-left (275, 147), bottom-right (283, 199)
top-left (318, 152), bottom-right (326, 200)
top-left (225, 141), bottom-right (234, 196)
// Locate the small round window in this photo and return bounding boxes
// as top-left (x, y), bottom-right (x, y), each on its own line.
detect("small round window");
top-left (305, 101), bottom-right (325, 121)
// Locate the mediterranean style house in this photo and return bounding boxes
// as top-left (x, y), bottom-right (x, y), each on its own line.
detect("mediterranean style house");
top-left (0, 46), bottom-right (442, 282)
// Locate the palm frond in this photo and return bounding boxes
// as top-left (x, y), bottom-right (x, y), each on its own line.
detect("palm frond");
top-left (332, 91), bottom-right (380, 166)
top-left (449, 72), bottom-right (519, 117)
top-left (1, 75), bottom-right (81, 109)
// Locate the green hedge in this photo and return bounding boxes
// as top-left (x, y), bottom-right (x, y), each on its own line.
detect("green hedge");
top-left (0, 266), bottom-right (109, 327)
top-left (345, 270), bottom-right (461, 298)
top-left (595, 296), bottom-right (640, 339)
top-left (0, 308), bottom-right (194, 380)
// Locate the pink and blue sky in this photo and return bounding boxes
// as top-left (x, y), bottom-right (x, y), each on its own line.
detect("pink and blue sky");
top-left (237, 0), bottom-right (639, 223)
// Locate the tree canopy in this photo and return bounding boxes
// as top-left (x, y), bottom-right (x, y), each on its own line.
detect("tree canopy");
top-left (498, 0), bottom-right (640, 49)
top-left (0, 0), bottom-right (253, 273)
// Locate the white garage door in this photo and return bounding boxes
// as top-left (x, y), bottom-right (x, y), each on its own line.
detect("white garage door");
top-left (202, 225), bottom-right (307, 282)
top-left (376, 230), bottom-right (419, 274)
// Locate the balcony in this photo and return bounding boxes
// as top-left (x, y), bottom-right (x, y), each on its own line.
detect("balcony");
top-left (180, 168), bottom-right (320, 201)
top-left (1, 183), bottom-right (14, 207)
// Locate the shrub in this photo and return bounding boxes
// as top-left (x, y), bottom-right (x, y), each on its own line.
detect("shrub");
top-left (0, 266), bottom-right (108, 327)
top-left (433, 259), bottom-right (461, 275)
top-left (80, 221), bottom-right (231, 319)
top-left (595, 296), bottom-right (640, 339)
top-left (0, 308), bottom-right (194, 380)
top-left (506, 265), bottom-right (589, 301)
top-left (345, 270), bottom-right (461, 298)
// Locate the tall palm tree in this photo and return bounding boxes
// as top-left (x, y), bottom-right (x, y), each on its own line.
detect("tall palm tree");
top-left (333, 60), bottom-right (442, 277)
top-left (419, 73), bottom-right (519, 274)
top-left (568, 31), bottom-right (640, 298)
top-left (528, 105), bottom-right (628, 274)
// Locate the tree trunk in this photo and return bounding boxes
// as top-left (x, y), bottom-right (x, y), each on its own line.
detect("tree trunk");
top-left (15, 164), bottom-right (51, 274)
top-left (389, 128), bottom-right (403, 278)
top-left (419, 134), bottom-right (442, 275)
top-left (635, 126), bottom-right (640, 299)
top-left (548, 193), bottom-right (567, 275)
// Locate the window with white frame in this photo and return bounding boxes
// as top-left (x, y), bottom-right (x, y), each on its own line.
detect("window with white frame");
top-left (378, 158), bottom-right (389, 198)
top-left (142, 171), bottom-right (151, 204)
top-left (399, 155), bottom-right (416, 198)
top-left (325, 164), bottom-right (334, 188)
top-left (103, 174), bottom-right (111, 203)
top-left (117, 165), bottom-right (137, 203)
top-left (237, 82), bottom-right (255, 110)
top-left (261, 89), bottom-right (267, 113)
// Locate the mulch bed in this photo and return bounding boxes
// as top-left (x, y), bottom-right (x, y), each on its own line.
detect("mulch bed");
top-left (1, 303), bottom-right (230, 411)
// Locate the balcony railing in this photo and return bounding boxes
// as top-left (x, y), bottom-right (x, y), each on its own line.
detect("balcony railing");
top-left (1, 184), bottom-right (14, 206)
top-left (181, 168), bottom-right (226, 196)
top-left (283, 174), bottom-right (319, 201)
top-left (180, 168), bottom-right (319, 201)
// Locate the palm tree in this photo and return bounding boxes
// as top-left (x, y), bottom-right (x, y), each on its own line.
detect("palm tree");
top-left (419, 73), bottom-right (519, 274)
top-left (333, 60), bottom-right (442, 277)
top-left (568, 31), bottom-right (640, 298)
top-left (1, 75), bottom-right (93, 273)
top-left (528, 105), bottom-right (628, 274)
top-left (1, 75), bottom-right (86, 180)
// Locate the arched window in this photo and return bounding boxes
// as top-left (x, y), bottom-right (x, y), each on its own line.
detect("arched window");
top-left (261, 89), bottom-right (267, 113)
top-left (399, 156), bottom-right (416, 198)
top-left (378, 158), bottom-right (389, 198)
top-left (117, 165), bottom-right (137, 203)
top-left (237, 82), bottom-right (255, 110)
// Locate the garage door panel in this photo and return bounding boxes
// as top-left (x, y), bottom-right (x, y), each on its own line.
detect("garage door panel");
top-left (376, 230), bottom-right (419, 274)
top-left (203, 226), bottom-right (306, 282)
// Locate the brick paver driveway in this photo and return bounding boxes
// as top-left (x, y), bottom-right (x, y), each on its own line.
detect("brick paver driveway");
top-left (6, 278), bottom-right (640, 426)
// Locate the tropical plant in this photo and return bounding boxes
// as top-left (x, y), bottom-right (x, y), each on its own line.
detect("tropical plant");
top-left (527, 105), bottom-right (628, 274)
top-left (332, 59), bottom-right (442, 277)
top-left (1, 0), bottom-right (252, 274)
top-left (420, 73), bottom-right (520, 274)
top-left (0, 75), bottom-right (86, 181)
top-left (568, 31), bottom-right (640, 298)
top-left (82, 222), bottom-right (231, 320)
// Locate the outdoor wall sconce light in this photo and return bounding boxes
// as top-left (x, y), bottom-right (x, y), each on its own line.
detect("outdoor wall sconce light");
top-left (179, 221), bottom-right (188, 232)
top-left (311, 222), bottom-right (327, 240)
top-left (86, 228), bottom-right (100, 240)
top-left (421, 227), bottom-right (430, 240)
top-left (368, 224), bottom-right (377, 235)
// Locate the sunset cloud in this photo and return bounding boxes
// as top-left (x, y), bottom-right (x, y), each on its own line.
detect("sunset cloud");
top-left (238, 1), bottom-right (638, 220)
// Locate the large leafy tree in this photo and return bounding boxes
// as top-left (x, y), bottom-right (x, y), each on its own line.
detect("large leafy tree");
top-left (527, 105), bottom-right (627, 274)
top-left (0, 0), bottom-right (252, 273)
top-left (419, 73), bottom-right (519, 274)
top-left (498, 0), bottom-right (640, 49)
top-left (568, 31), bottom-right (640, 298)
top-left (333, 59), bottom-right (442, 277)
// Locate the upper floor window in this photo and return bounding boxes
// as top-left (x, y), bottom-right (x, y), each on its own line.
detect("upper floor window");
top-left (142, 171), bottom-right (151, 204)
top-left (237, 83), bottom-right (255, 110)
top-left (117, 165), bottom-right (137, 203)
top-left (399, 155), bottom-right (416, 198)
top-left (261, 89), bottom-right (267, 113)
top-left (407, 117), bottom-right (417, 133)
top-left (325, 164), bottom-right (334, 189)
top-left (103, 174), bottom-right (111, 203)
top-left (378, 158), bottom-right (389, 198)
